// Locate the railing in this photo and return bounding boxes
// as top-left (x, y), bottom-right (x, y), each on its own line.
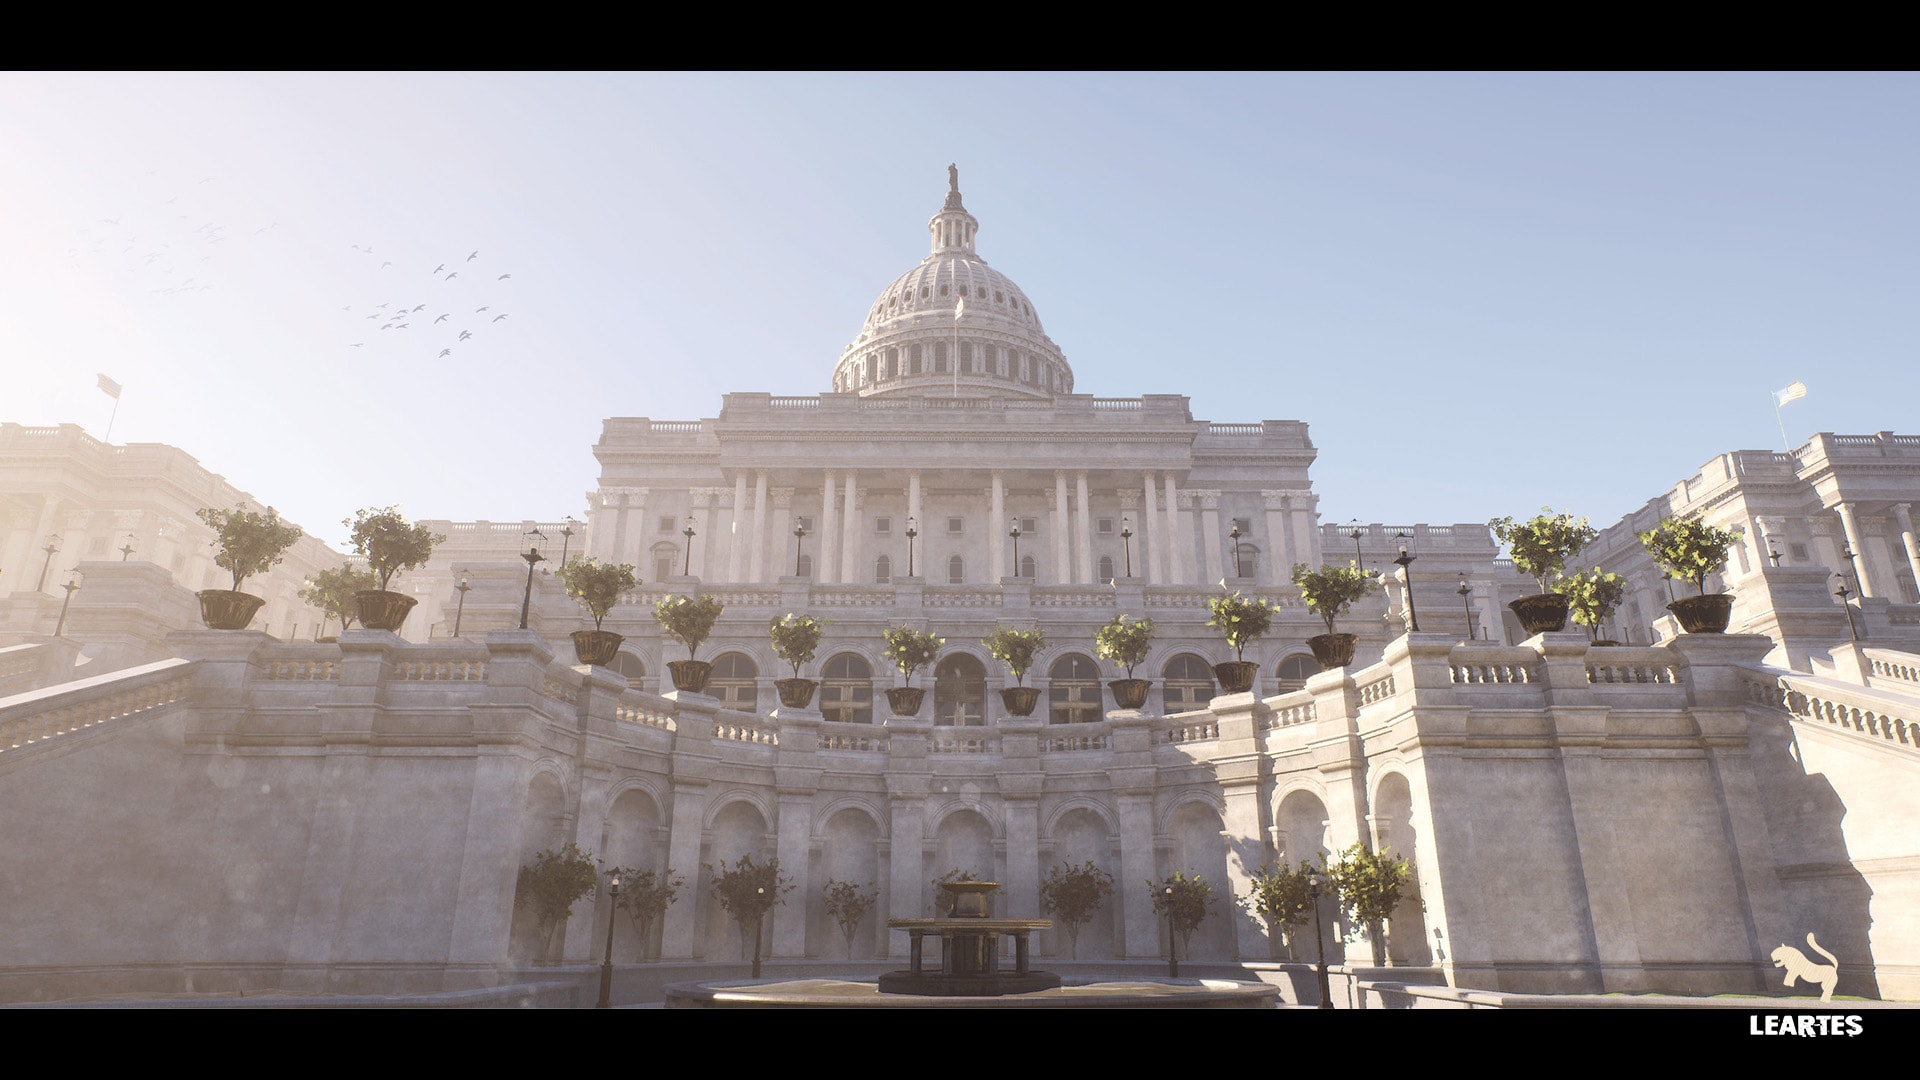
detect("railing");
top-left (931, 731), bottom-right (994, 753)
top-left (263, 657), bottom-right (340, 681)
top-left (1206, 423), bottom-right (1262, 435)
top-left (0, 659), bottom-right (193, 755)
top-left (541, 675), bottom-right (578, 706)
top-left (1090, 398), bottom-right (1142, 410)
top-left (396, 656), bottom-right (488, 682)
top-left (648, 420), bottom-right (706, 434)
top-left (1752, 669), bottom-right (1918, 755)
top-left (1357, 673), bottom-right (1398, 707)
top-left (1451, 660), bottom-right (1540, 685)
top-left (1585, 652), bottom-right (1680, 685)
top-left (1032, 588), bottom-right (1114, 608)
top-left (924, 588), bottom-right (1003, 608)
top-left (714, 710), bottom-right (778, 745)
top-left (1162, 716), bottom-right (1218, 743)
top-left (616, 689), bottom-right (677, 732)
top-left (769, 396), bottom-right (819, 408)
top-left (1263, 696), bottom-right (1316, 729)
top-left (818, 722), bottom-right (885, 752)
top-left (812, 587), bottom-right (895, 607)
top-left (1865, 649), bottom-right (1920, 686)
top-left (1043, 727), bottom-right (1109, 752)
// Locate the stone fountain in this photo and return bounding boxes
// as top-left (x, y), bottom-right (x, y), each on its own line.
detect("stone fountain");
top-left (877, 880), bottom-right (1060, 996)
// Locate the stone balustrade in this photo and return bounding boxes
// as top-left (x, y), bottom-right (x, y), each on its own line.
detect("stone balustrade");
top-left (0, 658), bottom-right (192, 755)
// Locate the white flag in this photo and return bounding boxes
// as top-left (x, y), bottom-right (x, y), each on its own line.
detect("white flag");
top-left (96, 373), bottom-right (122, 399)
top-left (954, 297), bottom-right (966, 320)
top-left (1774, 380), bottom-right (1807, 406)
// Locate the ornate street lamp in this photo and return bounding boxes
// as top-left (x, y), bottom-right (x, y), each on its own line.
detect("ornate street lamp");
top-left (55, 573), bottom-right (81, 637)
top-left (1229, 523), bottom-right (1246, 579)
top-left (1347, 521), bottom-right (1365, 569)
top-left (905, 516), bottom-right (918, 578)
top-left (558, 518), bottom-right (577, 570)
top-left (1121, 517), bottom-right (1133, 578)
top-left (119, 534), bottom-right (136, 561)
top-left (1009, 520), bottom-right (1022, 574)
top-left (518, 534), bottom-right (545, 631)
top-left (36, 537), bottom-right (60, 591)
top-left (596, 874), bottom-right (622, 1008)
top-left (1309, 867), bottom-right (1332, 1009)
top-left (682, 516), bottom-right (697, 576)
top-left (453, 576), bottom-right (472, 638)
top-left (793, 521), bottom-right (808, 576)
top-left (1836, 580), bottom-right (1861, 642)
top-left (1840, 545), bottom-right (1864, 597)
top-left (1393, 536), bottom-right (1419, 633)
top-left (1458, 578), bottom-right (1475, 642)
top-left (1767, 545), bottom-right (1784, 567)
top-left (1164, 884), bottom-right (1179, 978)
top-left (752, 885), bottom-right (767, 979)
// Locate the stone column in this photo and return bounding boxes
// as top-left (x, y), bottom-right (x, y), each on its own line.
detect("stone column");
top-left (1116, 791), bottom-right (1159, 957)
top-left (1075, 471), bottom-right (1094, 585)
top-left (773, 790), bottom-right (814, 957)
top-left (1895, 504), bottom-right (1920, 599)
top-left (1753, 515), bottom-right (1786, 566)
top-left (844, 466), bottom-right (867, 584)
top-left (1199, 491), bottom-right (1224, 584)
top-left (1053, 471), bottom-right (1071, 584)
top-left (729, 474), bottom-right (749, 581)
top-left (1834, 502), bottom-right (1878, 597)
top-left (748, 471), bottom-right (769, 582)
top-left (990, 471), bottom-right (1006, 580)
top-left (660, 781), bottom-right (711, 959)
top-left (819, 472), bottom-right (839, 584)
top-left (1142, 473), bottom-right (1161, 585)
top-left (1159, 472), bottom-right (1180, 584)
top-left (1291, 491), bottom-right (1321, 571)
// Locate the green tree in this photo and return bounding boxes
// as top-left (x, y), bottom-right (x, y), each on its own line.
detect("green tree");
top-left (557, 556), bottom-right (639, 630)
top-left (1554, 567), bottom-right (1627, 641)
top-left (1290, 563), bottom-right (1378, 636)
top-left (1489, 508), bottom-right (1597, 594)
top-left (654, 593), bottom-right (724, 662)
top-left (1205, 591), bottom-right (1283, 661)
top-left (1638, 513), bottom-right (1742, 596)
top-left (982, 626), bottom-right (1048, 686)
top-left (344, 506), bottom-right (444, 592)
top-left (768, 612), bottom-right (826, 678)
top-left (1147, 871), bottom-right (1216, 953)
top-left (1323, 843), bottom-right (1418, 966)
top-left (607, 866), bottom-right (682, 960)
top-left (705, 853), bottom-right (794, 959)
top-left (1093, 614), bottom-right (1154, 678)
top-left (882, 625), bottom-right (944, 687)
top-left (1243, 861), bottom-right (1318, 960)
top-left (299, 562), bottom-right (378, 633)
top-left (822, 879), bottom-right (879, 958)
top-left (197, 504), bottom-right (304, 592)
top-left (516, 842), bottom-right (600, 959)
top-left (1039, 861), bottom-right (1115, 959)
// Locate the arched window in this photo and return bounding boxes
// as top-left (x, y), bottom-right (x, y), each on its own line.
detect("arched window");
top-left (821, 653), bottom-right (873, 724)
top-left (1048, 653), bottom-right (1102, 725)
top-left (796, 553), bottom-right (813, 578)
top-left (935, 341), bottom-right (949, 374)
top-left (1098, 555), bottom-right (1115, 582)
top-left (609, 652), bottom-right (647, 690)
top-left (709, 652), bottom-right (759, 712)
top-left (875, 554), bottom-right (892, 584)
top-left (948, 555), bottom-right (964, 584)
top-left (1019, 554), bottom-right (1036, 578)
top-left (1162, 653), bottom-right (1216, 713)
top-left (933, 654), bottom-right (987, 726)
top-left (911, 344), bottom-right (923, 372)
top-left (1276, 654), bottom-right (1317, 693)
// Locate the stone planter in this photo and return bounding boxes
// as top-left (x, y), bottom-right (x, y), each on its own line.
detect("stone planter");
top-left (776, 677), bottom-right (819, 708)
top-left (355, 589), bottom-right (418, 632)
top-left (1213, 660), bottom-right (1259, 694)
top-left (885, 686), bottom-right (926, 716)
top-left (570, 629), bottom-right (623, 666)
top-left (196, 589), bottom-right (265, 630)
top-left (668, 660), bottom-right (712, 694)
top-left (1307, 632), bottom-right (1357, 670)
top-left (1508, 593), bottom-right (1570, 635)
top-left (1108, 678), bottom-right (1151, 710)
top-left (1668, 593), bottom-right (1734, 634)
top-left (999, 686), bottom-right (1040, 716)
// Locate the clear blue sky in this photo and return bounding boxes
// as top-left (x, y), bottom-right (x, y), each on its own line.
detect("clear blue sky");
top-left (4, 72), bottom-right (1913, 551)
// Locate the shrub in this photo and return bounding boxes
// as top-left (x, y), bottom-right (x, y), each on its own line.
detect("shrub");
top-left (1638, 513), bottom-right (1742, 596)
top-left (516, 842), bottom-right (600, 956)
top-left (345, 506), bottom-right (444, 592)
top-left (197, 504), bottom-right (303, 592)
top-left (1291, 563), bottom-right (1378, 637)
top-left (822, 879), bottom-right (879, 957)
top-left (1206, 591), bottom-right (1283, 661)
top-left (1243, 860), bottom-right (1318, 960)
top-left (1039, 861), bottom-right (1114, 959)
top-left (1147, 871), bottom-right (1216, 952)
top-left (655, 593), bottom-right (724, 662)
top-left (1554, 567), bottom-right (1627, 640)
top-left (1489, 508), bottom-right (1597, 594)
top-left (882, 625), bottom-right (944, 687)
top-left (1093, 614), bottom-right (1154, 678)
top-left (705, 853), bottom-right (794, 946)
top-left (607, 866), bottom-right (682, 959)
top-left (558, 556), bottom-right (639, 631)
top-left (299, 563), bottom-right (378, 632)
top-left (768, 612), bottom-right (826, 678)
top-left (982, 626), bottom-right (1048, 686)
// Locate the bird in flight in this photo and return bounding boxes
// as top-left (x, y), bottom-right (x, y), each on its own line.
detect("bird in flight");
top-left (497, 274), bottom-right (511, 281)
top-left (439, 349), bottom-right (451, 358)
top-left (445, 272), bottom-right (459, 280)
top-left (458, 330), bottom-right (472, 341)
top-left (467, 251), bottom-right (479, 261)
top-left (433, 264), bottom-right (446, 275)
top-left (475, 306), bottom-right (489, 313)
top-left (492, 313), bottom-right (509, 322)
top-left (435, 313), bottom-right (449, 324)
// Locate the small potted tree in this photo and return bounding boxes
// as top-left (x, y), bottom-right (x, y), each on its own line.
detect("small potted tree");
top-left (705, 853), bottom-right (793, 978)
top-left (515, 841), bottom-right (600, 963)
top-left (880, 625), bottom-right (943, 717)
top-left (982, 625), bottom-right (1047, 717)
top-left (1324, 842), bottom-right (1418, 967)
top-left (194, 504), bottom-right (304, 629)
top-left (1243, 860), bottom-right (1317, 961)
top-left (1489, 508), bottom-right (1597, 635)
top-left (299, 562), bottom-right (378, 639)
top-left (822, 879), bottom-right (879, 960)
top-left (1205, 590), bottom-right (1284, 690)
top-left (1291, 563), bottom-right (1378, 670)
top-left (607, 866), bottom-right (682, 962)
top-left (558, 556), bottom-right (639, 666)
top-left (655, 593), bottom-right (724, 693)
top-left (1039, 860), bottom-right (1114, 959)
top-left (768, 612), bottom-right (826, 708)
top-left (1148, 871), bottom-right (1216, 968)
top-left (1639, 513), bottom-right (1744, 633)
top-left (1554, 567), bottom-right (1628, 645)
top-left (344, 506), bottom-right (444, 632)
top-left (1094, 614), bottom-right (1155, 709)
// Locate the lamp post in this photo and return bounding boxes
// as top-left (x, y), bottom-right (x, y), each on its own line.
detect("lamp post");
top-left (1121, 517), bottom-right (1133, 578)
top-left (1346, 521), bottom-right (1365, 570)
top-left (1393, 539), bottom-right (1420, 633)
top-left (1768, 546), bottom-right (1784, 567)
top-left (1309, 868), bottom-right (1332, 1009)
top-left (752, 885), bottom-right (767, 979)
top-left (682, 516), bottom-right (697, 576)
top-left (453, 576), bottom-right (471, 638)
top-left (1458, 578), bottom-right (1475, 642)
top-left (120, 535), bottom-right (136, 561)
top-left (1840, 545), bottom-right (1864, 597)
top-left (1164, 884), bottom-right (1178, 978)
top-left (36, 537), bottom-right (60, 591)
top-left (1009, 520), bottom-right (1022, 574)
top-left (55, 574), bottom-right (80, 637)
top-left (1229, 523), bottom-right (1246, 578)
top-left (793, 522), bottom-right (808, 576)
top-left (1836, 580), bottom-right (1861, 642)
top-left (518, 543), bottom-right (545, 630)
top-left (558, 518), bottom-right (576, 570)
top-left (597, 874), bottom-right (620, 1009)
top-left (905, 516), bottom-right (917, 578)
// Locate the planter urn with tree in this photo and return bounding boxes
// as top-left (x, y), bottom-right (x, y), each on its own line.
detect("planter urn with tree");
top-left (344, 506), bottom-right (444, 632)
top-left (982, 625), bottom-right (1047, 717)
top-left (1639, 513), bottom-right (1743, 633)
top-left (1555, 567), bottom-right (1628, 645)
top-left (881, 625), bottom-right (943, 716)
top-left (1290, 564), bottom-right (1378, 670)
top-left (558, 556), bottom-right (640, 666)
top-left (1490, 508), bottom-right (1598, 635)
top-left (194, 504), bottom-right (303, 630)
top-left (299, 562), bottom-right (378, 640)
top-left (1205, 590), bottom-right (1284, 688)
top-left (1093, 614), bottom-right (1155, 709)
top-left (769, 612), bottom-right (826, 708)
top-left (655, 593), bottom-right (724, 693)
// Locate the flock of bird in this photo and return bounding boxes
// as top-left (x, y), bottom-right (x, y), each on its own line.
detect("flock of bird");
top-left (340, 246), bottom-right (515, 359)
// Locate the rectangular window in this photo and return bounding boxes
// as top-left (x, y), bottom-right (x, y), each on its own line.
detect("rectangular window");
top-left (657, 515), bottom-right (675, 535)
top-left (875, 516), bottom-right (892, 534)
top-left (88, 535), bottom-right (109, 556)
top-left (1790, 543), bottom-right (1810, 560)
top-left (797, 516), bottom-right (814, 533)
top-left (1233, 517), bottom-right (1254, 534)
top-left (1020, 516), bottom-right (1039, 535)
top-left (655, 557), bottom-right (673, 581)
top-left (1098, 518), bottom-right (1114, 536)
top-left (947, 517), bottom-right (964, 535)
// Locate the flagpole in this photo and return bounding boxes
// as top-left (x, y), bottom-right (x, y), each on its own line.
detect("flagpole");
top-left (1773, 390), bottom-right (1788, 453)
top-left (105, 395), bottom-right (120, 443)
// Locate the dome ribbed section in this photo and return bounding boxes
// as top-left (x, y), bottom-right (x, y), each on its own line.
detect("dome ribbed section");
top-left (833, 167), bottom-right (1073, 400)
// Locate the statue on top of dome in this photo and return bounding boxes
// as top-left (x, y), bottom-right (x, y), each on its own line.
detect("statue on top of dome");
top-left (948, 163), bottom-right (959, 192)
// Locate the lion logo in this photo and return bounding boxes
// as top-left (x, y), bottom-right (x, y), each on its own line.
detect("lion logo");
top-left (1771, 933), bottom-right (1838, 1002)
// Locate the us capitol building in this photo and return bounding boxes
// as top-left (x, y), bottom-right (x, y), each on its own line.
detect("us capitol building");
top-left (2, 170), bottom-right (1918, 1005)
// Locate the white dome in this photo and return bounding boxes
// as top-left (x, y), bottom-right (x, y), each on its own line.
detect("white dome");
top-left (833, 167), bottom-right (1073, 399)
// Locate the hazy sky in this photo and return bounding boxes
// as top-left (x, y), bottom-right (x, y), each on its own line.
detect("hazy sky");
top-left (4, 72), bottom-right (1913, 551)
